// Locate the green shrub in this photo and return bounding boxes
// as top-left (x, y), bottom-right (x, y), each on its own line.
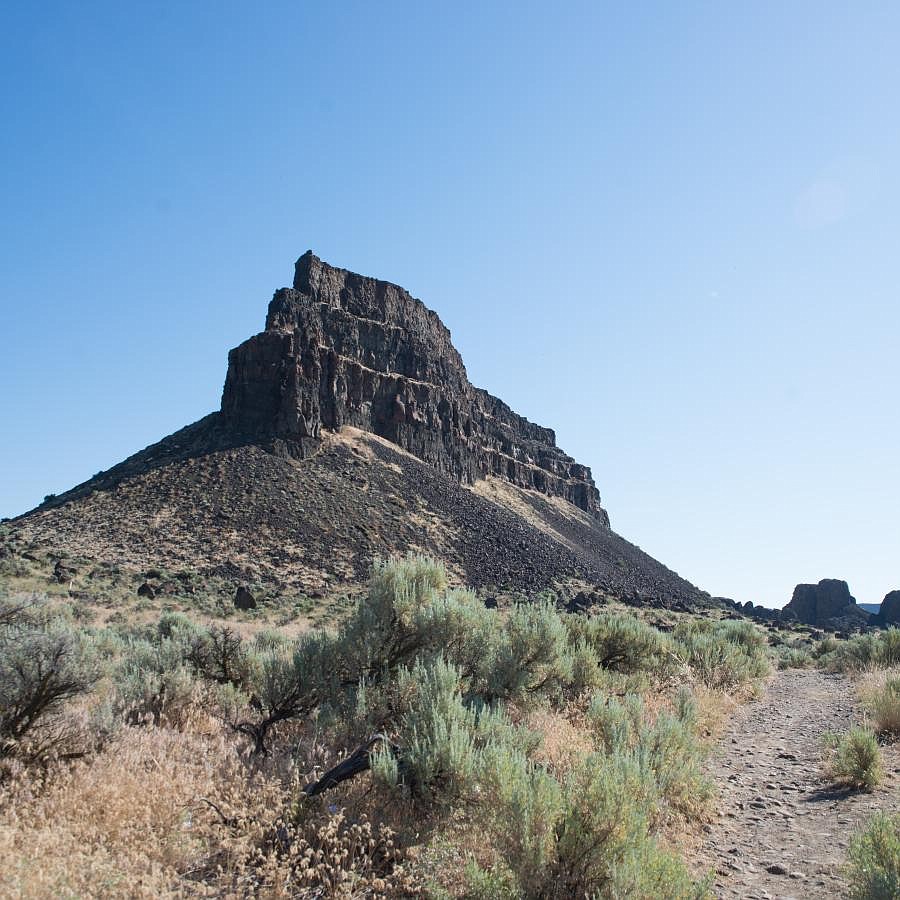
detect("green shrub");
top-left (373, 657), bottom-right (478, 801)
top-left (238, 630), bottom-right (334, 753)
top-left (715, 619), bottom-right (767, 653)
top-left (554, 753), bottom-right (657, 896)
top-left (113, 637), bottom-right (201, 727)
top-left (252, 627), bottom-right (290, 652)
top-left (567, 639), bottom-right (604, 695)
top-left (877, 629), bottom-right (900, 667)
top-left (823, 629), bottom-right (900, 673)
top-left (826, 634), bottom-right (880, 673)
top-left (479, 748), bottom-right (707, 898)
top-left (674, 684), bottom-right (698, 728)
top-left (420, 588), bottom-right (497, 682)
top-left (828, 727), bottom-right (883, 790)
top-left (777, 647), bottom-right (813, 670)
top-left (236, 555), bottom-right (591, 751)
top-left (194, 625), bottom-right (260, 688)
top-left (635, 709), bottom-right (712, 823)
top-left (485, 600), bottom-right (572, 702)
top-left (587, 689), bottom-right (711, 824)
top-left (813, 635), bottom-right (840, 659)
top-left (460, 859), bottom-right (519, 900)
top-left (847, 812), bottom-right (900, 900)
top-left (372, 656), bottom-right (540, 804)
top-left (569, 612), bottom-right (677, 677)
top-left (587, 693), bottom-right (643, 754)
top-left (477, 744), bottom-right (563, 890)
top-left (675, 621), bottom-right (769, 690)
top-left (0, 598), bottom-right (99, 757)
top-left (678, 632), bottom-right (748, 689)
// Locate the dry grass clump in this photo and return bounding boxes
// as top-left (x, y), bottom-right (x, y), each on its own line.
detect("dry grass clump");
top-left (523, 706), bottom-right (595, 774)
top-left (0, 728), bottom-right (235, 898)
top-left (0, 725), bottom-right (418, 898)
top-left (859, 668), bottom-right (900, 738)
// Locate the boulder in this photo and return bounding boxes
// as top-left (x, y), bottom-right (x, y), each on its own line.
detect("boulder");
top-left (234, 586), bottom-right (257, 610)
top-left (565, 590), bottom-right (600, 614)
top-left (137, 582), bottom-right (156, 599)
top-left (53, 559), bottom-right (76, 583)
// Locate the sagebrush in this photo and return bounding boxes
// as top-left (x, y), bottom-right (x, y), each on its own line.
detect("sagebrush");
top-left (0, 556), bottom-right (768, 897)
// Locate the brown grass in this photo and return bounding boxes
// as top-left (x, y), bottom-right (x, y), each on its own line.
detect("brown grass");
top-left (0, 721), bottom-right (422, 899)
top-left (0, 728), bottom-right (252, 897)
top-left (693, 685), bottom-right (740, 744)
top-left (858, 667), bottom-right (900, 737)
top-left (524, 706), bottom-right (595, 774)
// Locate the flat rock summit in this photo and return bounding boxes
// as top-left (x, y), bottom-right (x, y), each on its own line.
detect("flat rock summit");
top-left (9, 253), bottom-right (708, 607)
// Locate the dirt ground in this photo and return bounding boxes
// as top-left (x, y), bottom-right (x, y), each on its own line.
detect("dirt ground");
top-left (695, 670), bottom-right (900, 899)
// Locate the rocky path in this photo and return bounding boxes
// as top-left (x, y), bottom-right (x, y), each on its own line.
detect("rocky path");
top-left (697, 670), bottom-right (900, 899)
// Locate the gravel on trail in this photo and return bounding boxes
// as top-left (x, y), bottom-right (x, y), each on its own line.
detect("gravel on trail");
top-left (695, 670), bottom-right (900, 899)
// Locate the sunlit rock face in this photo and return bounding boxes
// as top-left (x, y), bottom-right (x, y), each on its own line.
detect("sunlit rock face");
top-left (221, 251), bottom-right (609, 523)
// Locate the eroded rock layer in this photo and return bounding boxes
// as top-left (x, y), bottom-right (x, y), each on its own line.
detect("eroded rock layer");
top-left (221, 252), bottom-right (608, 523)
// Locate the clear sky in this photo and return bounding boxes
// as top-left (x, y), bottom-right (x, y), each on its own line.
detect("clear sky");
top-left (2, 2), bottom-right (898, 608)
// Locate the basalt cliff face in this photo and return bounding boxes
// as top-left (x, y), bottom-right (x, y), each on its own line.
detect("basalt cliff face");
top-left (221, 252), bottom-right (608, 524)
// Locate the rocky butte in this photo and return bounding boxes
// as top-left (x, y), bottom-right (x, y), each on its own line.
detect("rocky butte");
top-left (8, 252), bottom-right (708, 607)
top-left (782, 578), bottom-right (871, 629)
top-left (221, 251), bottom-right (608, 523)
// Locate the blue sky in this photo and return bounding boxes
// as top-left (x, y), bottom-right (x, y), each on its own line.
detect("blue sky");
top-left (2, 2), bottom-right (898, 608)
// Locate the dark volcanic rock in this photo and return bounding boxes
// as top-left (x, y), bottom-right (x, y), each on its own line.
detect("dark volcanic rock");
top-left (137, 582), bottom-right (156, 599)
top-left (878, 590), bottom-right (900, 626)
top-left (53, 559), bottom-right (76, 583)
top-left (783, 579), bottom-right (869, 628)
top-left (221, 252), bottom-right (608, 523)
top-left (9, 251), bottom-right (716, 609)
top-left (234, 586), bottom-right (257, 610)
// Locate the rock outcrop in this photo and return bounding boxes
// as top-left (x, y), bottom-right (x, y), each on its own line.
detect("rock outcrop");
top-left (783, 579), bottom-right (870, 628)
top-left (9, 250), bottom-right (715, 607)
top-left (221, 252), bottom-right (608, 522)
top-left (878, 590), bottom-right (900, 626)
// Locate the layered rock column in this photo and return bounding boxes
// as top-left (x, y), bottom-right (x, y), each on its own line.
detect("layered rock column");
top-left (221, 251), bottom-right (609, 524)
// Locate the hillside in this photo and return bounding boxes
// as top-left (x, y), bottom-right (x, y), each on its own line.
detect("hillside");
top-left (8, 253), bottom-right (707, 609)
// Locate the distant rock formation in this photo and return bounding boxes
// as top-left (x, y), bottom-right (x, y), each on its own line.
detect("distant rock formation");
top-left (878, 590), bottom-right (900, 626)
top-left (783, 579), bottom-right (871, 629)
top-left (221, 252), bottom-right (608, 522)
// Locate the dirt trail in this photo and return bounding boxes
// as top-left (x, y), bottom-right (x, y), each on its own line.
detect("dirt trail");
top-left (696, 670), bottom-right (900, 899)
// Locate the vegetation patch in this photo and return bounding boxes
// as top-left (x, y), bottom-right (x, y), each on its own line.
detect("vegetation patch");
top-left (847, 811), bottom-right (900, 900)
top-left (0, 555), bottom-right (774, 897)
top-left (824, 726), bottom-right (883, 791)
